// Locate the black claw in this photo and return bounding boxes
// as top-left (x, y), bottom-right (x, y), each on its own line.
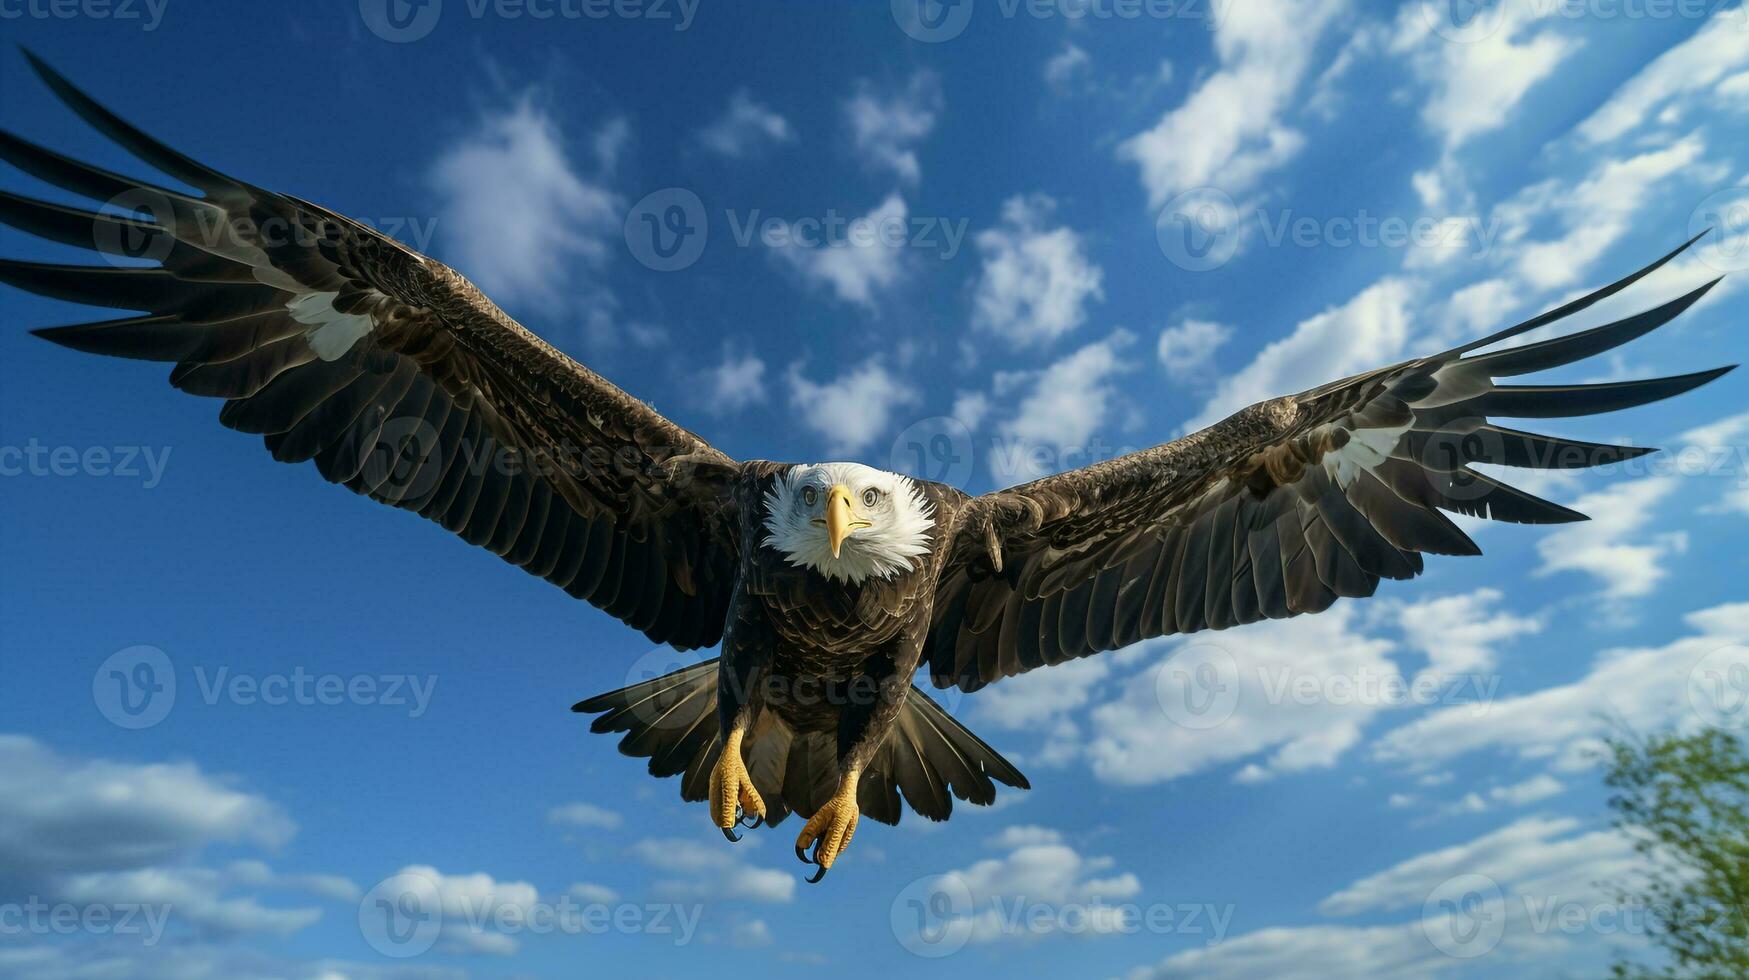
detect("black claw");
top-left (722, 826), bottom-right (742, 842)
top-left (806, 865), bottom-right (829, 884)
top-left (795, 843), bottom-right (814, 864)
top-left (739, 812), bottom-right (764, 830)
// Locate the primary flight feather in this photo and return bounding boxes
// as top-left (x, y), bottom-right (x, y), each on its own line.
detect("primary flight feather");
top-left (0, 52), bottom-right (1733, 880)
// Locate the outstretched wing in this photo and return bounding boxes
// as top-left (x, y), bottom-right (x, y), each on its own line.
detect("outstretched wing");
top-left (0, 53), bottom-right (740, 650)
top-left (928, 236), bottom-right (1732, 692)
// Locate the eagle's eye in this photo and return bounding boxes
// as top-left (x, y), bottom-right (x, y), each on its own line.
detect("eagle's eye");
top-left (862, 487), bottom-right (883, 508)
top-left (802, 485), bottom-right (818, 507)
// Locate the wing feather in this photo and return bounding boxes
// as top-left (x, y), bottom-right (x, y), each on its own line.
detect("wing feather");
top-left (928, 237), bottom-right (1733, 691)
top-left (1, 54), bottom-right (743, 650)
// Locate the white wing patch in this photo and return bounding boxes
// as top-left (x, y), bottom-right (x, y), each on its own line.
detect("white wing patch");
top-left (1323, 422), bottom-right (1408, 487)
top-left (287, 291), bottom-right (374, 361)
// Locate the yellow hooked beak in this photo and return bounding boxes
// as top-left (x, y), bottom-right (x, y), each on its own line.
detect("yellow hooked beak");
top-left (819, 484), bottom-right (872, 559)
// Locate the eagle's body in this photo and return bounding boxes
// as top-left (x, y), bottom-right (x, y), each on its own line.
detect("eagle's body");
top-left (1, 53), bottom-right (1735, 880)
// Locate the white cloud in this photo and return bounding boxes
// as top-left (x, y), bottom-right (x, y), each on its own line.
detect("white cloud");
top-left (1535, 476), bottom-right (1686, 600)
top-left (1391, 588), bottom-right (1542, 679)
top-left (975, 656), bottom-right (1113, 730)
top-left (769, 192), bottom-right (909, 306)
top-left (1184, 277), bottom-right (1417, 433)
top-left (1044, 42), bottom-right (1092, 89)
top-left (731, 918), bottom-right (775, 947)
top-left (1577, 11), bottom-right (1749, 144)
top-left (546, 801), bottom-right (623, 829)
top-left (1132, 814), bottom-right (1640, 979)
top-left (843, 72), bottom-right (942, 186)
top-left (567, 881), bottom-right (619, 904)
top-left (1156, 319), bottom-right (1233, 381)
top-left (1489, 774), bottom-right (1564, 807)
top-left (1117, 0), bottom-right (1344, 206)
top-left (1440, 277), bottom-right (1521, 342)
top-left (392, 865), bottom-right (538, 955)
top-left (785, 359), bottom-right (920, 456)
top-left (0, 944), bottom-right (468, 980)
top-left (0, 738), bottom-right (365, 952)
top-left (1391, 1), bottom-right (1581, 150)
top-left (1129, 920), bottom-right (1464, 980)
top-left (55, 867), bottom-right (323, 938)
top-left (629, 837), bottom-right (795, 904)
top-left (704, 350), bottom-right (768, 412)
top-left (930, 839), bottom-right (1144, 944)
top-left (970, 195), bottom-right (1105, 347)
top-left (1320, 815), bottom-right (1633, 916)
top-left (697, 89), bottom-right (795, 159)
top-left (428, 96), bottom-right (622, 314)
top-left (1681, 410), bottom-right (1749, 517)
top-left (951, 391), bottom-right (991, 432)
top-left (1510, 136), bottom-right (1706, 293)
top-left (1373, 601), bottom-right (1749, 771)
top-left (987, 825), bottom-right (1064, 849)
top-left (0, 735), bottom-right (294, 875)
top-left (1085, 606), bottom-right (1399, 784)
top-left (1000, 331), bottom-right (1135, 456)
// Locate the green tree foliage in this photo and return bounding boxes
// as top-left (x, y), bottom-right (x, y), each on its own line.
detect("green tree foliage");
top-left (1605, 728), bottom-right (1749, 978)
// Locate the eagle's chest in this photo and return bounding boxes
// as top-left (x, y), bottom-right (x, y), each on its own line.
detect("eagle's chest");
top-left (751, 565), bottom-right (930, 676)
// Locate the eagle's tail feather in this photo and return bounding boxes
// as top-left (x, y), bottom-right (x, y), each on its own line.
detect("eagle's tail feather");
top-left (573, 661), bottom-right (1029, 827)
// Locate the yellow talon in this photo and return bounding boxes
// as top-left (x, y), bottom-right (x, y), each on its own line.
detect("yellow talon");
top-left (795, 771), bottom-right (860, 881)
top-left (709, 729), bottom-right (764, 841)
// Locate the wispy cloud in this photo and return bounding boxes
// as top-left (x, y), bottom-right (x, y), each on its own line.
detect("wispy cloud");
top-left (785, 359), bottom-right (920, 456)
top-left (698, 89), bottom-right (795, 159)
top-left (768, 192), bottom-right (910, 306)
top-left (428, 94), bottom-right (623, 315)
top-left (971, 194), bottom-right (1104, 347)
top-left (843, 71), bottom-right (942, 186)
top-left (1118, 0), bottom-right (1344, 206)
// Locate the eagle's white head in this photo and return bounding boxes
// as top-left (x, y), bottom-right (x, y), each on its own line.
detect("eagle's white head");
top-left (761, 462), bottom-right (935, 585)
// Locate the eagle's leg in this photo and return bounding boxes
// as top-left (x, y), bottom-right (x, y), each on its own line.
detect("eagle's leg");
top-left (709, 728), bottom-right (765, 842)
top-left (794, 769), bottom-right (860, 882)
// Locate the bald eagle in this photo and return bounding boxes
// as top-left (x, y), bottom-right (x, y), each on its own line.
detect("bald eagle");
top-left (1, 53), bottom-right (1733, 881)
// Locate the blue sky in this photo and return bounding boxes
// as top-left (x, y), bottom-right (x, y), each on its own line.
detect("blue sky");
top-left (2, 0), bottom-right (1749, 976)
